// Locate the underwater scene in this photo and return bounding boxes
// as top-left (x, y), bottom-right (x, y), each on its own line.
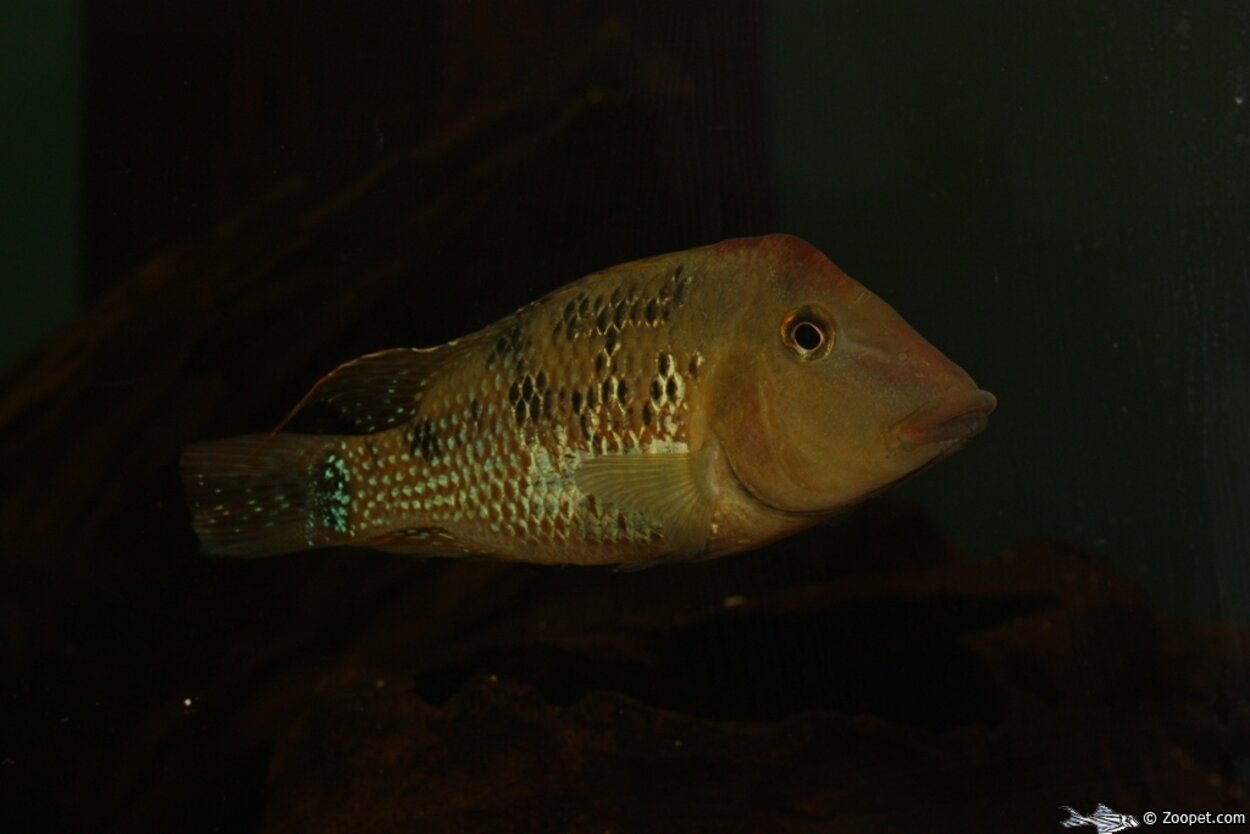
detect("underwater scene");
top-left (2, 3), bottom-right (1247, 832)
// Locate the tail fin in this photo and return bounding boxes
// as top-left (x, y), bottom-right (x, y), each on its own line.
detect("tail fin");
top-left (1058, 807), bottom-right (1083, 828)
top-left (180, 434), bottom-right (339, 557)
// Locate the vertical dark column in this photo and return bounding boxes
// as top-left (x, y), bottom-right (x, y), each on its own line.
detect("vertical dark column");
top-left (0, 1), bottom-right (82, 368)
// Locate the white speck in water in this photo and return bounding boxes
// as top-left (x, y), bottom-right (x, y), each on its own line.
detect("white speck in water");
top-left (722, 594), bottom-right (746, 608)
top-left (488, 674), bottom-right (499, 683)
top-left (182, 697), bottom-right (193, 707)
top-left (1111, 341), bottom-right (1120, 349)
top-left (897, 352), bottom-right (908, 362)
top-left (375, 679), bottom-right (386, 689)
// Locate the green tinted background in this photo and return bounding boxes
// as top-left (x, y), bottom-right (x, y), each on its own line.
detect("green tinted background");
top-left (768, 2), bottom-right (1250, 624)
top-left (0, 1), bottom-right (82, 367)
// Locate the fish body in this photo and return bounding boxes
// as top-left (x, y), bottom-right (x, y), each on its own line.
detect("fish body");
top-left (1060, 805), bottom-right (1140, 833)
top-left (181, 234), bottom-right (995, 566)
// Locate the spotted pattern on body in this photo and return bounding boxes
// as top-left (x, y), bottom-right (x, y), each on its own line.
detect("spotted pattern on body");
top-left (316, 264), bottom-right (705, 563)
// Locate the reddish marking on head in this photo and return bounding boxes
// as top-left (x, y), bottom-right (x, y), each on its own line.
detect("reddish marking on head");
top-left (711, 233), bottom-right (827, 265)
top-left (710, 234), bottom-right (849, 298)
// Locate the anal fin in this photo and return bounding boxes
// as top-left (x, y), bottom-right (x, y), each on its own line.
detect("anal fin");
top-left (361, 526), bottom-right (472, 557)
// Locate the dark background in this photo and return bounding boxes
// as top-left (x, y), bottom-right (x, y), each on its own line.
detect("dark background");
top-left (1, 2), bottom-right (1248, 832)
top-left (5, 2), bottom-right (1246, 624)
top-left (766, 2), bottom-right (1250, 625)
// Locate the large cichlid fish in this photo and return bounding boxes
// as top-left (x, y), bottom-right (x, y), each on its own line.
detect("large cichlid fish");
top-left (181, 234), bottom-right (995, 567)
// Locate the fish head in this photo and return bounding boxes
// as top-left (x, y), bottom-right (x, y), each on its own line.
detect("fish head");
top-left (707, 234), bottom-right (996, 516)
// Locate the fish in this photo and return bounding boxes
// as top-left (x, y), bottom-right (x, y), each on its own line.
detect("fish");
top-left (1060, 804), bottom-right (1140, 833)
top-left (180, 234), bottom-right (996, 567)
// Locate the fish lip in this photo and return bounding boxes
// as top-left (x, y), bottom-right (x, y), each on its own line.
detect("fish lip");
top-left (894, 388), bottom-right (997, 448)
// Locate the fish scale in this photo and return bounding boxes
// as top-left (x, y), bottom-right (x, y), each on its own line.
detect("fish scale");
top-left (338, 262), bottom-right (705, 563)
top-left (184, 255), bottom-right (710, 564)
top-left (181, 234), bottom-right (995, 566)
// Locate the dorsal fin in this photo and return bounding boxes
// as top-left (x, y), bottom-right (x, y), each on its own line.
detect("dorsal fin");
top-left (270, 346), bottom-right (461, 437)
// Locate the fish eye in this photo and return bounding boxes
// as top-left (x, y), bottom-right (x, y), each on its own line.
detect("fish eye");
top-left (781, 307), bottom-right (833, 360)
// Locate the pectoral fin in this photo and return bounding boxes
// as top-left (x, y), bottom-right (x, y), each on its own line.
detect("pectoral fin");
top-left (573, 448), bottom-right (716, 558)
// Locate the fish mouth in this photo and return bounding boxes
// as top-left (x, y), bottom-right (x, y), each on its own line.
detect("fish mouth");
top-left (895, 388), bottom-right (997, 448)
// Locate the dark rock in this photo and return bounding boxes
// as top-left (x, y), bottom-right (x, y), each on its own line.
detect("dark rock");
top-left (258, 520), bottom-right (1248, 833)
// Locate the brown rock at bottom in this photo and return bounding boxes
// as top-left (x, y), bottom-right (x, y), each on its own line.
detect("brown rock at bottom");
top-left (259, 530), bottom-right (1249, 834)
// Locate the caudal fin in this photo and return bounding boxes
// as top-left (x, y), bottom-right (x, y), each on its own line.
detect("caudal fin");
top-left (180, 434), bottom-right (339, 557)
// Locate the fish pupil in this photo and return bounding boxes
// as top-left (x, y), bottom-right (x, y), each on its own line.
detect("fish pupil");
top-left (791, 321), bottom-right (824, 352)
